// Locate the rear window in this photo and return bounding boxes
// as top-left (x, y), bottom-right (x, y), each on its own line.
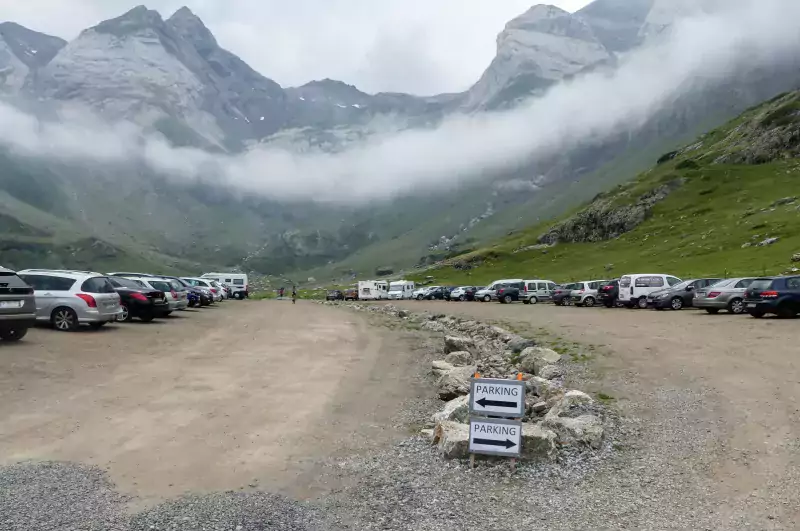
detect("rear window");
top-left (710, 279), bottom-right (735, 288)
top-left (20, 274), bottom-right (76, 291)
top-left (749, 279), bottom-right (774, 291)
top-left (734, 279), bottom-right (754, 289)
top-left (81, 277), bottom-right (116, 294)
top-left (620, 277), bottom-right (631, 288)
top-left (109, 277), bottom-right (144, 289)
top-left (787, 277), bottom-right (800, 289)
top-left (635, 276), bottom-right (665, 288)
top-left (149, 281), bottom-right (172, 292)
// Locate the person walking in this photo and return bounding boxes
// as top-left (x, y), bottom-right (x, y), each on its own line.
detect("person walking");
top-left (279, 287), bottom-right (285, 298)
top-left (291, 286), bottom-right (297, 304)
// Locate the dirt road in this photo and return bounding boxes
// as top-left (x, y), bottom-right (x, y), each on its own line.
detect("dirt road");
top-left (394, 300), bottom-right (800, 525)
top-left (0, 301), bottom-right (428, 508)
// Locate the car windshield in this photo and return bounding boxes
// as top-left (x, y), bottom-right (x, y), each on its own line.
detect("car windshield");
top-left (671, 281), bottom-right (693, 290)
top-left (149, 281), bottom-right (172, 291)
top-left (389, 283), bottom-right (404, 290)
top-left (110, 278), bottom-right (143, 289)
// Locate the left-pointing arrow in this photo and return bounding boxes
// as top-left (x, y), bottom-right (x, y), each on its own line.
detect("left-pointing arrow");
top-left (476, 397), bottom-right (518, 409)
top-left (473, 437), bottom-right (516, 449)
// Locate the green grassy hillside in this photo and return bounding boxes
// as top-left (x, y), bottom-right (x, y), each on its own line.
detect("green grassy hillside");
top-left (407, 92), bottom-right (800, 286)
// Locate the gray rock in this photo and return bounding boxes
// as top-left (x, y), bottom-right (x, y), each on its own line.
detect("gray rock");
top-left (508, 336), bottom-right (537, 354)
top-left (521, 346), bottom-right (562, 364)
top-left (546, 390), bottom-right (594, 419)
top-left (521, 424), bottom-right (558, 461)
top-left (531, 401), bottom-right (548, 415)
top-left (543, 414), bottom-right (604, 449)
top-left (792, 253), bottom-right (800, 263)
top-left (526, 376), bottom-right (561, 399)
top-left (433, 421), bottom-right (470, 459)
top-left (444, 350), bottom-right (473, 367)
top-left (422, 321), bottom-right (446, 333)
top-left (431, 360), bottom-right (455, 378)
top-left (420, 428), bottom-right (435, 442)
top-left (758, 236), bottom-right (780, 247)
top-left (538, 364), bottom-right (564, 380)
top-left (436, 366), bottom-right (477, 401)
top-left (431, 395), bottom-right (470, 424)
top-left (444, 336), bottom-right (476, 354)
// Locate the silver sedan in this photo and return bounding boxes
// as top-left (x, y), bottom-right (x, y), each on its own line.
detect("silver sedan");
top-left (694, 278), bottom-right (756, 315)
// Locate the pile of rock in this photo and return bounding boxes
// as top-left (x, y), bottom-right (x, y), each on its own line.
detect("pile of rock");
top-left (320, 301), bottom-right (607, 463)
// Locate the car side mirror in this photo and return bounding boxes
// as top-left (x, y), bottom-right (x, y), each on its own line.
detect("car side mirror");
top-left (686, 286), bottom-right (694, 292)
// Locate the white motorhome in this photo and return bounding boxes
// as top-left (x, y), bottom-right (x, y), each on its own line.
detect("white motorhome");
top-left (202, 273), bottom-right (249, 299)
top-left (618, 274), bottom-right (682, 309)
top-left (358, 280), bottom-right (389, 300)
top-left (387, 281), bottom-right (416, 300)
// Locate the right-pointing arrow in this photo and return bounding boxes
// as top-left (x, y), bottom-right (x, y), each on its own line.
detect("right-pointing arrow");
top-left (473, 437), bottom-right (516, 449)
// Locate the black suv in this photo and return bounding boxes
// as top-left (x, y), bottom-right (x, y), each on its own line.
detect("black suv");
top-left (744, 276), bottom-right (800, 318)
top-left (496, 282), bottom-right (525, 304)
top-left (326, 290), bottom-right (344, 301)
top-left (0, 267), bottom-right (36, 341)
top-left (598, 280), bottom-right (619, 308)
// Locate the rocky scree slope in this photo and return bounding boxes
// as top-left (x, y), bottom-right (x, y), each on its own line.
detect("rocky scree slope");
top-left (408, 89), bottom-right (800, 285)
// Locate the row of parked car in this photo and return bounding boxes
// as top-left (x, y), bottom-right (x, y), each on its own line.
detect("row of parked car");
top-left (409, 273), bottom-right (800, 318)
top-left (0, 267), bottom-right (250, 342)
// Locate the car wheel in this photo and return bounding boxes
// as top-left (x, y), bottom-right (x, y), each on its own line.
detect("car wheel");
top-left (670, 297), bottom-right (684, 311)
top-left (503, 295), bottom-right (513, 304)
top-left (139, 313), bottom-right (155, 323)
top-left (51, 307), bottom-right (79, 331)
top-left (89, 322), bottom-right (106, 329)
top-left (0, 327), bottom-right (28, 341)
top-left (749, 311), bottom-right (765, 319)
top-left (458, 295), bottom-right (466, 302)
top-left (120, 304), bottom-right (133, 322)
top-left (483, 295), bottom-right (491, 303)
top-left (637, 297), bottom-right (649, 310)
top-left (523, 299), bottom-right (530, 305)
top-left (705, 308), bottom-right (720, 315)
top-left (530, 297), bottom-right (538, 305)
top-left (417, 295), bottom-right (424, 301)
top-left (584, 296), bottom-right (596, 308)
top-left (727, 299), bottom-right (744, 315)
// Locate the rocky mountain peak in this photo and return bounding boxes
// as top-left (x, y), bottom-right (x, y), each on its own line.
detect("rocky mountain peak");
top-left (576, 0), bottom-right (654, 52)
top-left (92, 5), bottom-right (165, 37)
top-left (167, 6), bottom-right (218, 55)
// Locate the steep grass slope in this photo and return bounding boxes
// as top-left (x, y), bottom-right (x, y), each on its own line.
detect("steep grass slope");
top-left (408, 91), bottom-right (800, 286)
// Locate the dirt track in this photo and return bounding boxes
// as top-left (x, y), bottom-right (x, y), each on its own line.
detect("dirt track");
top-left (0, 301), bottom-right (427, 509)
top-left (394, 300), bottom-right (800, 524)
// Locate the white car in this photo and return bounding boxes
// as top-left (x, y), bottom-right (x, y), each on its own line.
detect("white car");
top-left (569, 280), bottom-right (608, 307)
top-left (414, 286), bottom-right (439, 300)
top-left (618, 274), bottom-right (683, 309)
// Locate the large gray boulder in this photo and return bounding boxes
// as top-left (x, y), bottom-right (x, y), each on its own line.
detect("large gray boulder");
top-left (436, 366), bottom-right (477, 401)
top-left (431, 360), bottom-right (455, 378)
top-left (444, 350), bottom-right (473, 367)
top-left (519, 347), bottom-right (562, 374)
top-left (423, 321), bottom-right (446, 333)
top-left (538, 364), bottom-right (564, 380)
top-left (508, 336), bottom-right (537, 354)
top-left (433, 421), bottom-right (470, 459)
top-left (431, 395), bottom-right (470, 424)
top-left (543, 415), bottom-right (604, 449)
top-left (546, 390), bottom-right (593, 419)
top-left (445, 336), bottom-right (476, 354)
top-left (521, 424), bottom-right (558, 461)
top-left (526, 376), bottom-right (561, 399)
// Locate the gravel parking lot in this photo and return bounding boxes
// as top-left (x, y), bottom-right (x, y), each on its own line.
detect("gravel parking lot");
top-left (3, 299), bottom-right (799, 530)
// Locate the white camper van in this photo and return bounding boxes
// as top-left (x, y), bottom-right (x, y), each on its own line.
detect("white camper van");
top-left (388, 281), bottom-right (416, 300)
top-left (202, 273), bottom-right (249, 299)
top-left (358, 280), bottom-right (389, 300)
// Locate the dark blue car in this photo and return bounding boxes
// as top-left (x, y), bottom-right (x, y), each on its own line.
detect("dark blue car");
top-left (744, 276), bottom-right (800, 318)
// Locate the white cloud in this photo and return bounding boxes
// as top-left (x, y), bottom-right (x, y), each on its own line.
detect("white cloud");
top-left (1, 0), bottom-right (591, 94)
top-left (1, 0), bottom-right (796, 204)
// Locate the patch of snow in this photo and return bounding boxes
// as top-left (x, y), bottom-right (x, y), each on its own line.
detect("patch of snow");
top-left (31, 49), bottom-right (38, 54)
top-left (336, 104), bottom-right (346, 108)
top-left (244, 117), bottom-right (250, 123)
top-left (260, 116), bottom-right (265, 121)
top-left (299, 97), bottom-right (305, 101)
top-left (352, 104), bottom-right (362, 109)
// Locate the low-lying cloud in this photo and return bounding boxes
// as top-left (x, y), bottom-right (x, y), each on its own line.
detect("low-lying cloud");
top-left (1, 0), bottom-right (799, 203)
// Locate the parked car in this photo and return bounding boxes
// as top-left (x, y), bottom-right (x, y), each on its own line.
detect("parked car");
top-left (107, 277), bottom-right (170, 322)
top-left (570, 280), bottom-right (608, 307)
top-left (598, 280), bottom-right (620, 308)
top-left (121, 276), bottom-right (189, 313)
top-left (694, 278), bottom-right (756, 315)
top-left (209, 280), bottom-right (226, 302)
top-left (449, 286), bottom-right (479, 301)
top-left (181, 278), bottom-right (216, 305)
top-left (416, 286), bottom-right (440, 300)
top-left (442, 286), bottom-right (459, 301)
top-left (326, 290), bottom-right (344, 301)
top-left (344, 288), bottom-right (359, 301)
top-left (478, 279), bottom-right (524, 303)
top-left (744, 276), bottom-right (800, 318)
top-left (475, 286), bottom-right (497, 303)
top-left (496, 282), bottom-right (526, 304)
top-left (552, 283), bottom-right (578, 306)
top-left (425, 287), bottom-right (448, 300)
top-left (647, 278), bottom-right (723, 310)
top-left (17, 270), bottom-right (122, 331)
top-left (618, 274), bottom-right (683, 309)
top-left (160, 276), bottom-right (210, 307)
top-left (0, 266), bottom-right (37, 341)
top-left (202, 273), bottom-right (249, 299)
top-left (521, 280), bottom-right (557, 305)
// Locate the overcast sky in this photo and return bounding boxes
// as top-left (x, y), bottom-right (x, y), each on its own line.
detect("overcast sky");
top-left (0, 0), bottom-right (592, 94)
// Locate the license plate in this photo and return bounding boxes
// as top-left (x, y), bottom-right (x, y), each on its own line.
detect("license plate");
top-left (0, 300), bottom-right (22, 309)
top-left (747, 303), bottom-right (757, 308)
